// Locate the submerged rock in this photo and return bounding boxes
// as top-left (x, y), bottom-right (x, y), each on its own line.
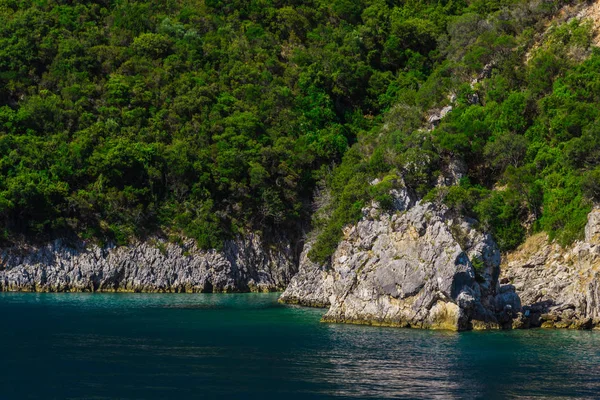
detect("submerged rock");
top-left (0, 234), bottom-right (297, 293)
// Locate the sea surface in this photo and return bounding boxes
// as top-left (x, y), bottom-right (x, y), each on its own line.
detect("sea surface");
top-left (1, 292), bottom-right (599, 400)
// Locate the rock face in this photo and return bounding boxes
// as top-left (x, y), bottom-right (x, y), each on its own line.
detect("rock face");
top-left (278, 239), bottom-right (334, 307)
top-left (0, 234), bottom-right (297, 293)
top-left (427, 105), bottom-right (453, 129)
top-left (437, 158), bottom-right (468, 187)
top-left (281, 188), bottom-right (509, 331)
top-left (586, 208), bottom-right (600, 245)
top-left (501, 208), bottom-right (600, 329)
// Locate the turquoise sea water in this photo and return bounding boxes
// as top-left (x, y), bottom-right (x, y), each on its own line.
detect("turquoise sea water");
top-left (1, 293), bottom-right (599, 399)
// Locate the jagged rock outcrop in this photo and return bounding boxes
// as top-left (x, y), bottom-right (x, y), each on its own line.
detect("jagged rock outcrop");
top-left (279, 186), bottom-right (418, 309)
top-left (281, 187), bottom-right (511, 331)
top-left (437, 158), bottom-right (468, 187)
top-left (277, 240), bottom-right (333, 307)
top-left (501, 208), bottom-right (600, 329)
top-left (0, 234), bottom-right (297, 293)
top-left (427, 105), bottom-right (453, 130)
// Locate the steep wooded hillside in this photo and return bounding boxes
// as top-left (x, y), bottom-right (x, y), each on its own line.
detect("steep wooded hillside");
top-left (309, 0), bottom-right (600, 263)
top-left (0, 0), bottom-right (505, 246)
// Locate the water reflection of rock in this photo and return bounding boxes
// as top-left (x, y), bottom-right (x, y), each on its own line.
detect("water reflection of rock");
top-left (313, 326), bottom-right (600, 399)
top-left (314, 325), bottom-right (469, 399)
top-left (453, 330), bottom-right (600, 398)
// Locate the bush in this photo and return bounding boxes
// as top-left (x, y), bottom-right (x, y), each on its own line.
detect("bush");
top-left (475, 191), bottom-right (525, 251)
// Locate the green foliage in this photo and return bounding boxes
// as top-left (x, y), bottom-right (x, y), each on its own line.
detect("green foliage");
top-left (538, 172), bottom-right (591, 246)
top-left (444, 181), bottom-right (489, 216)
top-left (2, 0), bottom-right (456, 245)
top-left (0, 0), bottom-right (596, 258)
top-left (310, 0), bottom-right (600, 259)
top-left (475, 190), bottom-right (526, 251)
top-left (308, 148), bottom-right (370, 264)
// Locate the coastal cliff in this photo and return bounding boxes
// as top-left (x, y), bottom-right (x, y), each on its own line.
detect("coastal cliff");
top-left (501, 208), bottom-right (600, 329)
top-left (2, 200), bottom-right (599, 331)
top-left (279, 0), bottom-right (600, 331)
top-left (281, 187), bottom-right (523, 331)
top-left (0, 234), bottom-right (297, 293)
top-left (281, 186), bottom-right (600, 331)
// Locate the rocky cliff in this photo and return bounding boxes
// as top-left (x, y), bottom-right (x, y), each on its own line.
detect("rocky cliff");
top-left (3, 190), bottom-right (599, 332)
top-left (0, 234), bottom-right (297, 293)
top-left (281, 187), bottom-right (523, 331)
top-left (278, 239), bottom-right (334, 307)
top-left (282, 193), bottom-right (600, 331)
top-left (501, 208), bottom-right (600, 329)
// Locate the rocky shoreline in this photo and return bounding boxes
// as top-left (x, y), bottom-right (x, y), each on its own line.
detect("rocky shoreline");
top-left (280, 186), bottom-right (600, 331)
top-left (282, 186), bottom-right (515, 331)
top-left (0, 234), bottom-right (298, 293)
top-left (1, 192), bottom-right (599, 332)
top-left (500, 208), bottom-right (600, 330)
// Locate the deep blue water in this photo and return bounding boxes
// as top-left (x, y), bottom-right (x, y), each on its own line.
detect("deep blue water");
top-left (1, 293), bottom-right (599, 399)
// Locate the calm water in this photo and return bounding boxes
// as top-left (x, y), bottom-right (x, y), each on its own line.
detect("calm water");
top-left (1, 293), bottom-right (599, 399)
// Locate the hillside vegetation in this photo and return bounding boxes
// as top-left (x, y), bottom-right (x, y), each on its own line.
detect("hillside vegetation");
top-left (0, 0), bottom-right (493, 245)
top-left (0, 0), bottom-right (596, 257)
top-left (309, 0), bottom-right (600, 262)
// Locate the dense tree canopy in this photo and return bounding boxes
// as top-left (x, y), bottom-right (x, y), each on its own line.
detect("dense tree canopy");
top-left (309, 0), bottom-right (600, 262)
top-left (0, 0), bottom-right (596, 259)
top-left (0, 0), bottom-right (474, 245)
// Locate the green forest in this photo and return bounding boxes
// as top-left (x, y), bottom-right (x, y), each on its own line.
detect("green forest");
top-left (0, 0), bottom-right (597, 259)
